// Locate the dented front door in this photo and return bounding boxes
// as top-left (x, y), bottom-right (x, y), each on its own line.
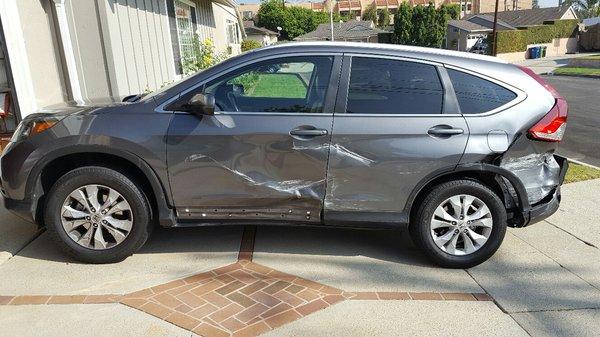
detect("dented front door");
top-left (166, 55), bottom-right (338, 222)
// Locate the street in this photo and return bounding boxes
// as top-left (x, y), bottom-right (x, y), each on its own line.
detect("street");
top-left (543, 75), bottom-right (600, 167)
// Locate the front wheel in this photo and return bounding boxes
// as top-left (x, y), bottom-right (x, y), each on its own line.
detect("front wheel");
top-left (410, 179), bottom-right (507, 268)
top-left (44, 166), bottom-right (151, 263)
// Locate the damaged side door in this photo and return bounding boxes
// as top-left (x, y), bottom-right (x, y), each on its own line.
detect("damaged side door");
top-left (324, 55), bottom-right (469, 225)
top-left (166, 55), bottom-right (340, 222)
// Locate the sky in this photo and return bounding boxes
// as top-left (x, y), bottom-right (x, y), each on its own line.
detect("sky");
top-left (240, 0), bottom-right (562, 7)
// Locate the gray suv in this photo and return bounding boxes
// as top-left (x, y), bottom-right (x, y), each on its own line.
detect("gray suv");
top-left (0, 42), bottom-right (568, 268)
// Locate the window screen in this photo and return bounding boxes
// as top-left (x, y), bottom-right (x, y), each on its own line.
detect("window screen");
top-left (346, 57), bottom-right (444, 115)
top-left (448, 69), bottom-right (517, 114)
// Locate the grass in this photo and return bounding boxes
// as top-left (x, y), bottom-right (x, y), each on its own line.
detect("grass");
top-left (564, 162), bottom-right (600, 184)
top-left (578, 54), bottom-right (600, 60)
top-left (245, 73), bottom-right (307, 98)
top-left (553, 66), bottom-right (600, 77)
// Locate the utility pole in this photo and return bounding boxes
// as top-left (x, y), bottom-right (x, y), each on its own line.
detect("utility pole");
top-left (330, 7), bottom-right (334, 41)
top-left (492, 0), bottom-right (499, 56)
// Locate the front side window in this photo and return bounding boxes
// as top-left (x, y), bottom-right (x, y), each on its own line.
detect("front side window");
top-left (175, 0), bottom-right (195, 61)
top-left (202, 56), bottom-right (334, 113)
top-left (346, 57), bottom-right (444, 115)
top-left (447, 69), bottom-right (517, 114)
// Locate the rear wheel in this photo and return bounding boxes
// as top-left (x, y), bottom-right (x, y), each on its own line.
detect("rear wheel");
top-left (410, 179), bottom-right (507, 268)
top-left (44, 166), bottom-right (151, 263)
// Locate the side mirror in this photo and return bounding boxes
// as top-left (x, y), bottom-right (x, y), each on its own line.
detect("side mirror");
top-left (185, 93), bottom-right (215, 116)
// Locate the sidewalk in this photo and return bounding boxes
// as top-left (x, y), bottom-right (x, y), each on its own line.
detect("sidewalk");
top-left (512, 53), bottom-right (598, 74)
top-left (1, 180), bottom-right (599, 336)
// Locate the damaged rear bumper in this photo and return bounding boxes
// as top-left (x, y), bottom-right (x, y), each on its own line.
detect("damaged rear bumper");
top-left (519, 155), bottom-right (568, 227)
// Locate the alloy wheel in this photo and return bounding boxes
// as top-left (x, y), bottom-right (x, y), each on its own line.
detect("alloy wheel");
top-left (430, 194), bottom-right (493, 256)
top-left (60, 184), bottom-right (133, 250)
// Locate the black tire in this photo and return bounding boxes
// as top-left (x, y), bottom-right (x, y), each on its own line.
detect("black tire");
top-left (410, 179), bottom-right (507, 269)
top-left (44, 166), bottom-right (151, 264)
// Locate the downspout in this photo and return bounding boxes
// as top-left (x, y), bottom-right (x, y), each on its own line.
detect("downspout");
top-left (52, 0), bottom-right (84, 104)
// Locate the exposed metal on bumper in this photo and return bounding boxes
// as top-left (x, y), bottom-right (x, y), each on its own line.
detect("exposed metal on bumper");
top-left (519, 155), bottom-right (568, 227)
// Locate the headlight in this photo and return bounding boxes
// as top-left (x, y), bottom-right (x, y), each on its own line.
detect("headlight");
top-left (10, 116), bottom-right (64, 143)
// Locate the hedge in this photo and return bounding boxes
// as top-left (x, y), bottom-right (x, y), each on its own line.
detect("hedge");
top-left (496, 19), bottom-right (579, 54)
top-left (241, 39), bottom-right (262, 52)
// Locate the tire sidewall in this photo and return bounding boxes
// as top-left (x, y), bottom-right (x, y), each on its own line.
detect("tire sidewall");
top-left (44, 166), bottom-right (150, 263)
top-left (415, 181), bottom-right (507, 268)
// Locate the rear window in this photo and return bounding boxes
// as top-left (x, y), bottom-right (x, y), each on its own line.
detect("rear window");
top-left (346, 57), bottom-right (444, 115)
top-left (448, 69), bottom-right (517, 114)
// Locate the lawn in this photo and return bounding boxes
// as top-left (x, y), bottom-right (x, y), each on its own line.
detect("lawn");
top-left (245, 73), bottom-right (308, 98)
top-left (564, 162), bottom-right (600, 184)
top-left (578, 54), bottom-right (600, 60)
top-left (553, 66), bottom-right (600, 77)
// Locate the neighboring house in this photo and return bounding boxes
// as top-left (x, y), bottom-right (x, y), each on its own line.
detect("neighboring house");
top-left (239, 0), bottom-right (533, 24)
top-left (244, 21), bottom-right (278, 46)
top-left (0, 0), bottom-right (245, 126)
top-left (294, 20), bottom-right (386, 42)
top-left (447, 5), bottom-right (578, 59)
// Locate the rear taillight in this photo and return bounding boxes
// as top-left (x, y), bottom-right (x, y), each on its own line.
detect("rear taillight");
top-left (528, 98), bottom-right (567, 142)
top-left (518, 66), bottom-right (568, 142)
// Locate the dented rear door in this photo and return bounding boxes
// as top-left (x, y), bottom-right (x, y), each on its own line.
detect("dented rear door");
top-left (323, 56), bottom-right (469, 222)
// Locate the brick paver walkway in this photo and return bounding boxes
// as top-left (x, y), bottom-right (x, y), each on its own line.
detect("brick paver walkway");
top-left (0, 226), bottom-right (493, 336)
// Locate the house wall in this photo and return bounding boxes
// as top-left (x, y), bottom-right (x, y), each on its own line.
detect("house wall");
top-left (64, 0), bottom-right (113, 99)
top-left (475, 0), bottom-right (533, 13)
top-left (212, 2), bottom-right (242, 56)
top-left (16, 0), bottom-right (68, 108)
top-left (93, 0), bottom-right (176, 97)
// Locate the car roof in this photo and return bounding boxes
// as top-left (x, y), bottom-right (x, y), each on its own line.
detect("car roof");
top-left (256, 41), bottom-right (507, 65)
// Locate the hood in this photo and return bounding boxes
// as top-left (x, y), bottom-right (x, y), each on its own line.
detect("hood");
top-left (29, 97), bottom-right (134, 118)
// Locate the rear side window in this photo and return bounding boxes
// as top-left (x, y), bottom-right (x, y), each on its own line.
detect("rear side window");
top-left (448, 69), bottom-right (517, 114)
top-left (346, 57), bottom-right (444, 115)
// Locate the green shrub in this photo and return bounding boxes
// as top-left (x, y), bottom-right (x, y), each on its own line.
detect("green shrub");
top-left (496, 19), bottom-right (579, 54)
top-left (241, 40), bottom-right (262, 52)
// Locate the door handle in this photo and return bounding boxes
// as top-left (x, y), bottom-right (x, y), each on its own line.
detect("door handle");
top-left (289, 129), bottom-right (328, 137)
top-left (427, 125), bottom-right (464, 137)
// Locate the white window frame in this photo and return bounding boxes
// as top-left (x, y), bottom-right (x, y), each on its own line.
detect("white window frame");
top-left (226, 19), bottom-right (240, 45)
top-left (174, 0), bottom-right (197, 76)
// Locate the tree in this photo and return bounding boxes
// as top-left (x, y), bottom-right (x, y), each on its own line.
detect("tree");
top-left (564, 0), bottom-right (600, 18)
top-left (410, 5), bottom-right (427, 45)
top-left (377, 8), bottom-right (391, 27)
top-left (532, 0), bottom-right (540, 9)
top-left (392, 2), bottom-right (412, 44)
top-left (362, 3), bottom-right (378, 23)
top-left (391, 3), bottom-right (451, 47)
top-left (256, 0), bottom-right (341, 40)
top-left (423, 3), bottom-right (439, 47)
top-left (441, 3), bottom-right (460, 20)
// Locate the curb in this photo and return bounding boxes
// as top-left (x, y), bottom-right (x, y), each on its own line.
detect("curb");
top-left (546, 72), bottom-right (600, 79)
top-left (567, 158), bottom-right (600, 170)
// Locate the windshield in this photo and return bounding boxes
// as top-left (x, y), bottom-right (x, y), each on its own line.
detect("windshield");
top-left (139, 76), bottom-right (190, 102)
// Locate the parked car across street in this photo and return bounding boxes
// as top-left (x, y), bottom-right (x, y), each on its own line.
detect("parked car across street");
top-left (0, 42), bottom-right (568, 268)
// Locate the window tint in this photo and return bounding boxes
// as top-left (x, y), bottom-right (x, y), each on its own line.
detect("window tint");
top-left (448, 69), bottom-right (517, 114)
top-left (346, 57), bottom-right (444, 115)
top-left (204, 56), bottom-right (333, 113)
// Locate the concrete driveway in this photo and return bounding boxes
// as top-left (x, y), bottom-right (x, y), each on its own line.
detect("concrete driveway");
top-left (1, 180), bottom-right (600, 337)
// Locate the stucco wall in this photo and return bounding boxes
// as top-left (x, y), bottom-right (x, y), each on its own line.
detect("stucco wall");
top-left (16, 0), bottom-right (68, 108)
top-left (65, 0), bottom-right (112, 99)
top-left (212, 2), bottom-right (242, 56)
top-left (496, 37), bottom-right (578, 62)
